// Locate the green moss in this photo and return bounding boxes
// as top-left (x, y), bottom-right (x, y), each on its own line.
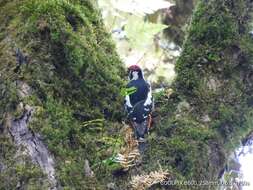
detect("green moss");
top-left (0, 0), bottom-right (126, 188)
top-left (144, 0), bottom-right (253, 189)
top-left (174, 0), bottom-right (249, 98)
top-left (1, 0), bottom-right (253, 189)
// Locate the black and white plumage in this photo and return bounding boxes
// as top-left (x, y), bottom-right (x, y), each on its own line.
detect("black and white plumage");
top-left (125, 65), bottom-right (153, 124)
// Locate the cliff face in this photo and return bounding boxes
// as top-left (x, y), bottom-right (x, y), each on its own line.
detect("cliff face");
top-left (0, 0), bottom-right (124, 189)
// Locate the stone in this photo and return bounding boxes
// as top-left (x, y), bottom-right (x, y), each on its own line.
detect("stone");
top-left (84, 159), bottom-right (94, 177)
top-left (206, 77), bottom-right (221, 91)
top-left (107, 182), bottom-right (117, 190)
top-left (201, 114), bottom-right (211, 123)
top-left (177, 100), bottom-right (190, 113)
top-left (16, 81), bottom-right (31, 98)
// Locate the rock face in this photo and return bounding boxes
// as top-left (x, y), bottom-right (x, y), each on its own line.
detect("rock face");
top-left (8, 106), bottom-right (57, 189)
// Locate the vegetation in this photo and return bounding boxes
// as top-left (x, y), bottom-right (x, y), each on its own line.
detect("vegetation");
top-left (1, 0), bottom-right (253, 189)
top-left (142, 0), bottom-right (253, 189)
top-left (0, 0), bottom-right (125, 189)
top-left (98, 0), bottom-right (176, 85)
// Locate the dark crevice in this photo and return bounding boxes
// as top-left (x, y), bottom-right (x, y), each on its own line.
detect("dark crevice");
top-left (66, 15), bottom-right (79, 32)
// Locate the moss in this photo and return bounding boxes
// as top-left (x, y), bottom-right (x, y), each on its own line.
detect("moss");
top-left (174, 0), bottom-right (250, 98)
top-left (1, 0), bottom-right (253, 189)
top-left (0, 0), bottom-right (126, 189)
top-left (143, 0), bottom-right (253, 189)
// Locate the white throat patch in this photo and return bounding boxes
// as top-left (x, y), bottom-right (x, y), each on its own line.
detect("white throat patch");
top-left (132, 71), bottom-right (139, 80)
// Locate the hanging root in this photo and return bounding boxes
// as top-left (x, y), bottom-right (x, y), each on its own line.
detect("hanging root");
top-left (130, 170), bottom-right (170, 190)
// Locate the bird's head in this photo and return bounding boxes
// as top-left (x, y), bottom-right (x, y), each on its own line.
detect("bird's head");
top-left (128, 65), bottom-right (143, 80)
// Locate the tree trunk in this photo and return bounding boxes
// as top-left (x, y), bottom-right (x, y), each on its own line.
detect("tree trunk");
top-left (1, 0), bottom-right (253, 189)
top-left (0, 0), bottom-right (123, 189)
top-left (146, 0), bottom-right (253, 189)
